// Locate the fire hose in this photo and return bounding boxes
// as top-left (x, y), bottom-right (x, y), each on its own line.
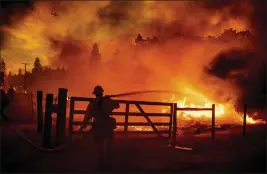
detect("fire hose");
top-left (2, 90), bottom-right (192, 152)
top-left (2, 123), bottom-right (83, 152)
top-left (107, 90), bottom-right (185, 98)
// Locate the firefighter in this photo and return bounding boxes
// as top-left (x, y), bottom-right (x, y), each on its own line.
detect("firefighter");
top-left (80, 85), bottom-right (119, 168)
top-left (0, 86), bottom-right (10, 123)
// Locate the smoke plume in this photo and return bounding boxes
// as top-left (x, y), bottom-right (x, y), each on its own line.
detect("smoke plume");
top-left (207, 48), bottom-right (266, 116)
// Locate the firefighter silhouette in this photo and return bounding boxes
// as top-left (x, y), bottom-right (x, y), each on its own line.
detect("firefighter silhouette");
top-left (0, 87), bottom-right (10, 123)
top-left (80, 85), bottom-right (120, 168)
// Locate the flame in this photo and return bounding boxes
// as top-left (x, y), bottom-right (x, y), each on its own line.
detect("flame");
top-left (72, 88), bottom-right (262, 133)
top-left (246, 117), bottom-right (256, 124)
top-left (161, 93), bottom-right (257, 125)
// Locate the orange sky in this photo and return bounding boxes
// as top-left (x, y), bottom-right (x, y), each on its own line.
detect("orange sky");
top-left (1, 1), bottom-right (253, 73)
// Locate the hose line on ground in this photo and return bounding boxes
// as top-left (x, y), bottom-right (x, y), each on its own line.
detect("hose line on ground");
top-left (3, 123), bottom-right (78, 152)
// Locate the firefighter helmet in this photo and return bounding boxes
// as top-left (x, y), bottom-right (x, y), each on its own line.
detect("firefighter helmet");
top-left (93, 85), bottom-right (104, 95)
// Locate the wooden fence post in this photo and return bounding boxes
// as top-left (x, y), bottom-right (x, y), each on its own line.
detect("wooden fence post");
top-left (30, 92), bottom-right (34, 115)
top-left (243, 104), bottom-right (247, 137)
top-left (124, 103), bottom-right (129, 133)
top-left (171, 103), bottom-right (177, 147)
top-left (37, 91), bottom-right (43, 132)
top-left (43, 94), bottom-right (53, 148)
top-left (68, 98), bottom-right (75, 138)
top-left (168, 104), bottom-right (173, 142)
top-left (56, 88), bottom-right (68, 145)
top-left (212, 104), bottom-right (215, 140)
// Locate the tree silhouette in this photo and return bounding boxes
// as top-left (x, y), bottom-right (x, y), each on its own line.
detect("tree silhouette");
top-left (34, 57), bottom-right (41, 67)
top-left (91, 43), bottom-right (101, 57)
top-left (0, 58), bottom-right (6, 74)
top-left (89, 43), bottom-right (101, 69)
top-left (135, 34), bottom-right (144, 44)
top-left (218, 28), bottom-right (238, 42)
top-left (18, 68), bottom-right (22, 75)
top-left (33, 57), bottom-right (42, 72)
top-left (0, 72), bottom-right (5, 86)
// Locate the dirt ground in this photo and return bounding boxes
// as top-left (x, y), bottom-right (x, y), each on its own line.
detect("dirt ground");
top-left (1, 119), bottom-right (266, 173)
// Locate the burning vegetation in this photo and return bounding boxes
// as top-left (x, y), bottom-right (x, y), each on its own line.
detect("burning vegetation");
top-left (1, 1), bottom-right (266, 127)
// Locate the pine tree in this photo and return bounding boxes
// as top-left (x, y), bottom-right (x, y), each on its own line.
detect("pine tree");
top-left (89, 43), bottom-right (101, 69)
top-left (91, 43), bottom-right (101, 57)
top-left (18, 68), bottom-right (22, 75)
top-left (0, 58), bottom-right (6, 86)
top-left (0, 58), bottom-right (6, 74)
top-left (0, 71), bottom-right (5, 86)
top-left (34, 57), bottom-right (41, 68)
top-left (33, 57), bottom-right (42, 72)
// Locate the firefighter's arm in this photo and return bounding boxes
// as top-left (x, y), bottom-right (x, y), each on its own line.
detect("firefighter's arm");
top-left (114, 100), bottom-right (120, 109)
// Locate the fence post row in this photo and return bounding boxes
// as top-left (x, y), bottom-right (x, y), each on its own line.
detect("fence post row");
top-left (124, 103), bottom-right (129, 132)
top-left (56, 88), bottom-right (68, 145)
top-left (43, 94), bottom-right (53, 148)
top-left (68, 98), bottom-right (75, 138)
top-left (37, 91), bottom-right (43, 132)
top-left (171, 103), bottom-right (177, 147)
top-left (31, 92), bottom-right (34, 115)
top-left (67, 97), bottom-right (218, 144)
top-left (69, 98), bottom-right (173, 138)
top-left (168, 104), bottom-right (173, 142)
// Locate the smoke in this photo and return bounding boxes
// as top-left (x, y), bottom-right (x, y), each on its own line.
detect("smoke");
top-left (48, 36), bottom-right (91, 68)
top-left (201, 0), bottom-right (266, 117)
top-left (196, 0), bottom-right (266, 117)
top-left (206, 48), bottom-right (266, 116)
top-left (0, 1), bottom-right (34, 48)
top-left (43, 0), bottom-right (258, 66)
top-left (199, 0), bottom-right (266, 49)
top-left (1, 1), bottom-right (258, 66)
top-left (207, 49), bottom-right (256, 79)
top-left (97, 1), bottom-right (142, 28)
